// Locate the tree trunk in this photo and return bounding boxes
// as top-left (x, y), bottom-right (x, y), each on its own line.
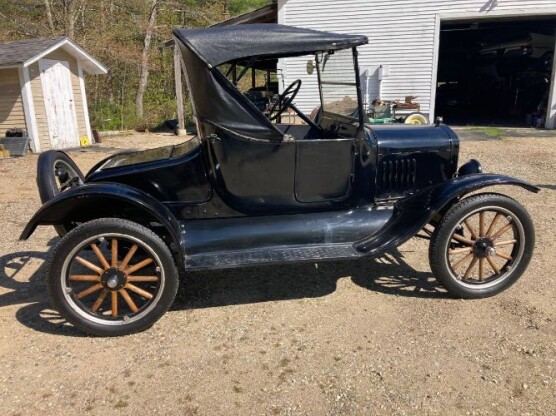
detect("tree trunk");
top-left (43, 0), bottom-right (55, 34)
top-left (63, 0), bottom-right (86, 38)
top-left (65, 0), bottom-right (76, 38)
top-left (135, 0), bottom-right (158, 120)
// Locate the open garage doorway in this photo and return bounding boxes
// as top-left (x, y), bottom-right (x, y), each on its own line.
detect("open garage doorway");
top-left (435, 17), bottom-right (556, 128)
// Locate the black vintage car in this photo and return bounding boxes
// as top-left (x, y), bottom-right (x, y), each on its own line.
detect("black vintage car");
top-left (21, 24), bottom-right (538, 336)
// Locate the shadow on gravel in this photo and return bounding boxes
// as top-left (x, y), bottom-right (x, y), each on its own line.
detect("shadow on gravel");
top-left (1, 244), bottom-right (447, 336)
top-left (536, 184), bottom-right (556, 191)
top-left (0, 240), bottom-right (84, 337)
top-left (173, 249), bottom-right (448, 311)
top-left (350, 250), bottom-right (448, 298)
top-left (0, 250), bottom-right (48, 307)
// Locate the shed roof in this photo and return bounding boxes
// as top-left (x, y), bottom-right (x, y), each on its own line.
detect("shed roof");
top-left (0, 37), bottom-right (107, 74)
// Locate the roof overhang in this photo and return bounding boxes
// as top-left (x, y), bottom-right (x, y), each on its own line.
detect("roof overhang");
top-left (161, 3), bottom-right (277, 50)
top-left (23, 38), bottom-right (108, 75)
top-left (212, 3), bottom-right (277, 27)
top-left (0, 64), bottom-right (21, 70)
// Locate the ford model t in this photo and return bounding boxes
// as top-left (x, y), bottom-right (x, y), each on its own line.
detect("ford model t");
top-left (21, 24), bottom-right (538, 336)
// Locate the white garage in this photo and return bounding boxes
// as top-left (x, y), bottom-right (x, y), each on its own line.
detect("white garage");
top-left (277, 0), bottom-right (556, 128)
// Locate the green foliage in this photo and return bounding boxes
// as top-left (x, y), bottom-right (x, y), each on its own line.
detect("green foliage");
top-left (0, 0), bottom-right (272, 131)
top-left (91, 102), bottom-right (138, 132)
top-left (228, 0), bottom-right (271, 15)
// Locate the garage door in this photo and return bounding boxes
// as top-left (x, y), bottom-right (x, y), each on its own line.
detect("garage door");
top-left (435, 18), bottom-right (556, 128)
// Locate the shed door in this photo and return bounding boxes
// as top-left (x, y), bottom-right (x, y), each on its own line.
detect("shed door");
top-left (39, 59), bottom-right (79, 149)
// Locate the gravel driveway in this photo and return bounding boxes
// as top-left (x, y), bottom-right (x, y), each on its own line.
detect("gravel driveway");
top-left (0, 132), bottom-right (554, 415)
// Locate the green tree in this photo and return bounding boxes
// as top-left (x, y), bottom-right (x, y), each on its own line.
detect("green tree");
top-left (0, 0), bottom-right (272, 131)
top-left (227, 0), bottom-right (270, 16)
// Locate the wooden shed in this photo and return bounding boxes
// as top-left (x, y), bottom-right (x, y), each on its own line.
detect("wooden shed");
top-left (0, 37), bottom-right (107, 152)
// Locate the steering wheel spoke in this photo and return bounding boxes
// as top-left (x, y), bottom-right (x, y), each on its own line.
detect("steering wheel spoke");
top-left (269, 79), bottom-right (302, 121)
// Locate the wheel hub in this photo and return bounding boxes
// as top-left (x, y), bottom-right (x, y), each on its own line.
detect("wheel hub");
top-left (54, 167), bottom-right (69, 182)
top-left (100, 268), bottom-right (127, 291)
top-left (472, 237), bottom-right (495, 259)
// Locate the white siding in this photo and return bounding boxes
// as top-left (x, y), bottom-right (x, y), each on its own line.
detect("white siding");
top-left (278, 0), bottom-right (556, 119)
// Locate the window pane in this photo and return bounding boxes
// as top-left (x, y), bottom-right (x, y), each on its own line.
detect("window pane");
top-left (318, 49), bottom-right (360, 121)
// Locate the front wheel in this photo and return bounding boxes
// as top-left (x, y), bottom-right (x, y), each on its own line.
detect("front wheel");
top-left (46, 218), bottom-right (179, 336)
top-left (429, 193), bottom-right (535, 298)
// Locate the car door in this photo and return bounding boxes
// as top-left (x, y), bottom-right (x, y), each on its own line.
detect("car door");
top-left (206, 127), bottom-right (356, 212)
top-left (295, 138), bottom-right (355, 203)
top-left (206, 130), bottom-right (297, 213)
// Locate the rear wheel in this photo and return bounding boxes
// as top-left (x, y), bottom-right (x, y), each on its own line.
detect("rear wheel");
top-left (37, 150), bottom-right (84, 236)
top-left (46, 218), bottom-right (179, 336)
top-left (429, 194), bottom-right (535, 298)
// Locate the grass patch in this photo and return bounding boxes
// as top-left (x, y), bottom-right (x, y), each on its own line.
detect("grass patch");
top-left (470, 126), bottom-right (505, 138)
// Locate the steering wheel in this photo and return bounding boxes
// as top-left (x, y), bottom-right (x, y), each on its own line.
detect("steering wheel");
top-left (268, 79), bottom-right (302, 121)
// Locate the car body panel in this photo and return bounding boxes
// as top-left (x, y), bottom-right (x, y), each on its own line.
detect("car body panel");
top-left (370, 124), bottom-right (459, 200)
top-left (295, 138), bottom-right (355, 203)
top-left (85, 138), bottom-right (211, 208)
top-left (181, 205), bottom-right (393, 256)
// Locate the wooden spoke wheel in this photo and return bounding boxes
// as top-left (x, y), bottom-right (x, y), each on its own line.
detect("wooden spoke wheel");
top-left (429, 194), bottom-right (535, 298)
top-left (446, 208), bottom-right (522, 284)
top-left (47, 218), bottom-right (179, 336)
top-left (64, 236), bottom-right (161, 320)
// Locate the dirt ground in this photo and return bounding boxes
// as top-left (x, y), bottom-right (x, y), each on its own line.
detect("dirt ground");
top-left (0, 132), bottom-right (554, 415)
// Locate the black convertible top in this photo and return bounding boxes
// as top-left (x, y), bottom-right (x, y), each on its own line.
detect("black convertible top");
top-left (173, 24), bottom-right (367, 142)
top-left (173, 24), bottom-right (368, 67)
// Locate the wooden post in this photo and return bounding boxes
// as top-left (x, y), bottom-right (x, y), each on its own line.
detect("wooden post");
top-left (545, 28), bottom-right (556, 129)
top-left (174, 44), bottom-right (186, 135)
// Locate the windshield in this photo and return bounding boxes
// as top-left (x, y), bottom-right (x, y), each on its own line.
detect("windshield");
top-left (317, 49), bottom-right (361, 122)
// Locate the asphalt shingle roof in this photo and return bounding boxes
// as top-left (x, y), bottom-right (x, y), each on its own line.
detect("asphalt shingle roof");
top-left (0, 37), bottom-right (66, 67)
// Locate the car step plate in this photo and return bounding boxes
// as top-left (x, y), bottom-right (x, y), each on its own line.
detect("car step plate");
top-left (185, 244), bottom-right (359, 270)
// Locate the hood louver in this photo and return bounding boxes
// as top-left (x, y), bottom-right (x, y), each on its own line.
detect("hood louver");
top-left (378, 158), bottom-right (417, 194)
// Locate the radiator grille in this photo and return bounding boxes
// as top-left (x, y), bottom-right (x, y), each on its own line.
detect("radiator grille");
top-left (379, 158), bottom-right (417, 193)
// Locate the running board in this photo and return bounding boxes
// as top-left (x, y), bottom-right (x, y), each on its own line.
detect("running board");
top-left (185, 244), bottom-right (360, 270)
top-left (180, 206), bottom-right (393, 256)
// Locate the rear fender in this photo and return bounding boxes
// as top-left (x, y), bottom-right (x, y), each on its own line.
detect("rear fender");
top-left (355, 173), bottom-right (539, 255)
top-left (20, 183), bottom-right (183, 261)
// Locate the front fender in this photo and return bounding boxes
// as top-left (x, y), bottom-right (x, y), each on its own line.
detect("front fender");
top-left (20, 183), bottom-right (182, 252)
top-left (354, 173), bottom-right (539, 255)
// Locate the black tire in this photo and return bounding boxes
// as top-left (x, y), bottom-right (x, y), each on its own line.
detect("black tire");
top-left (46, 218), bottom-right (179, 336)
top-left (37, 150), bottom-right (84, 202)
top-left (37, 150), bottom-right (84, 236)
top-left (429, 193), bottom-right (535, 299)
